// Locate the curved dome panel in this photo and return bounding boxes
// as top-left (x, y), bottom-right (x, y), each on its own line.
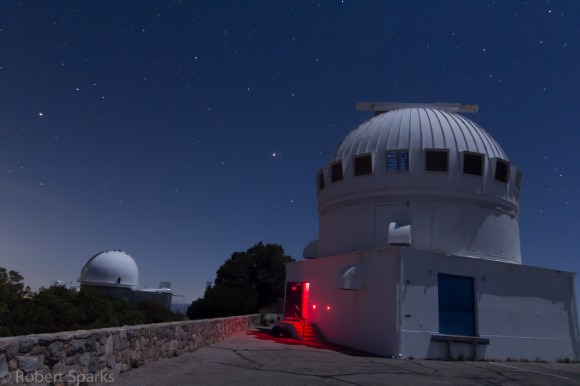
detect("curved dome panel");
top-left (331, 108), bottom-right (507, 162)
top-left (80, 250), bottom-right (139, 289)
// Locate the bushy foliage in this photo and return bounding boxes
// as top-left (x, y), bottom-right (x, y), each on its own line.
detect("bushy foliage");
top-left (187, 284), bottom-right (258, 319)
top-left (188, 242), bottom-right (292, 320)
top-left (0, 267), bottom-right (184, 337)
top-left (136, 300), bottom-right (183, 324)
top-left (0, 268), bottom-right (31, 313)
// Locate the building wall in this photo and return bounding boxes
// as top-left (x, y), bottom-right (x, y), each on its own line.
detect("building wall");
top-left (0, 315), bottom-right (260, 384)
top-left (80, 285), bottom-right (135, 304)
top-left (318, 195), bottom-right (520, 263)
top-left (288, 248), bottom-right (579, 361)
top-left (80, 285), bottom-right (173, 309)
top-left (399, 250), bottom-right (579, 361)
top-left (134, 290), bottom-right (172, 309)
top-left (286, 249), bottom-right (401, 357)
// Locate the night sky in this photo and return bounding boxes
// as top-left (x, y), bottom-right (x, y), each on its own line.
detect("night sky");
top-left (1, 1), bottom-right (579, 305)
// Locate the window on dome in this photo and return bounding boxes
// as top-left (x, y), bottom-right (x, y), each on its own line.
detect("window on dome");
top-left (386, 150), bottom-right (409, 172)
top-left (495, 159), bottom-right (510, 183)
top-left (318, 170), bottom-right (325, 191)
top-left (463, 153), bottom-right (484, 176)
top-left (354, 154), bottom-right (372, 176)
top-left (425, 149), bottom-right (448, 172)
top-left (331, 161), bottom-right (343, 182)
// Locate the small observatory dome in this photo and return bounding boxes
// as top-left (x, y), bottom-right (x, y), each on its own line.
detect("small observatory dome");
top-left (79, 250), bottom-right (139, 289)
top-left (312, 103), bottom-right (523, 263)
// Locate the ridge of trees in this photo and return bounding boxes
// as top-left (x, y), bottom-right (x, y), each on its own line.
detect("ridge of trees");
top-left (0, 241), bottom-right (293, 334)
top-left (0, 267), bottom-right (183, 337)
top-left (187, 242), bottom-right (293, 319)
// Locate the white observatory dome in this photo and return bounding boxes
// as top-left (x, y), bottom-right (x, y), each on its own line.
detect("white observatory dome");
top-left (79, 250), bottom-right (139, 289)
top-left (312, 104), bottom-right (523, 263)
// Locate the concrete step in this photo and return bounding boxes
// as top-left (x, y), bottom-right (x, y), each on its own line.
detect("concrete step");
top-left (285, 320), bottom-right (324, 342)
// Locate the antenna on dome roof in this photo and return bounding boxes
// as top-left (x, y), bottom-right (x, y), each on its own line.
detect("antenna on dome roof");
top-left (356, 102), bottom-right (479, 115)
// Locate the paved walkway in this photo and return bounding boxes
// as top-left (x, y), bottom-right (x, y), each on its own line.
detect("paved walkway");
top-left (106, 331), bottom-right (580, 386)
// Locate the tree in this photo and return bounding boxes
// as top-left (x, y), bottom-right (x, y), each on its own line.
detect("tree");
top-left (136, 300), bottom-right (182, 324)
top-left (0, 266), bottom-right (184, 337)
top-left (24, 286), bottom-right (81, 333)
top-left (0, 268), bottom-right (32, 336)
top-left (187, 284), bottom-right (258, 319)
top-left (0, 268), bottom-right (31, 311)
top-left (188, 242), bottom-right (293, 319)
top-left (76, 288), bottom-right (146, 328)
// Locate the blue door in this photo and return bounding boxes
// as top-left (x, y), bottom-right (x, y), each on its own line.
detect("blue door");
top-left (438, 274), bottom-right (476, 336)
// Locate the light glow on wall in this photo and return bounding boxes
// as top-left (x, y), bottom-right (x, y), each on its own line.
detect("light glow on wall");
top-left (302, 282), bottom-right (310, 320)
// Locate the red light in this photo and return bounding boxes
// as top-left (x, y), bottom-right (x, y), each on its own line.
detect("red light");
top-left (326, 305), bottom-right (331, 311)
top-left (291, 286), bottom-right (296, 291)
top-left (302, 282), bottom-right (310, 320)
top-left (312, 304), bottom-right (317, 310)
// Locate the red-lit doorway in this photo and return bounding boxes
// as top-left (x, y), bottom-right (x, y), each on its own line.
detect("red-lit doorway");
top-left (284, 282), bottom-right (310, 320)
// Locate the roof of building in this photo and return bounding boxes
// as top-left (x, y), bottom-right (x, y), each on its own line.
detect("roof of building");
top-left (79, 250), bottom-right (139, 289)
top-left (331, 107), bottom-right (507, 163)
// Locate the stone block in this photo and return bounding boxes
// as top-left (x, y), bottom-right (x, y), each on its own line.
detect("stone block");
top-left (17, 355), bottom-right (39, 374)
top-left (107, 353), bottom-right (116, 368)
top-left (67, 339), bottom-right (86, 356)
top-left (45, 341), bottom-right (64, 366)
top-left (104, 336), bottom-right (114, 356)
top-left (88, 356), bottom-right (99, 373)
top-left (18, 338), bottom-right (35, 354)
top-left (86, 336), bottom-right (97, 352)
top-left (78, 353), bottom-right (91, 367)
top-left (30, 344), bottom-right (45, 356)
top-left (0, 337), bottom-right (19, 357)
top-left (0, 354), bottom-right (8, 379)
top-left (38, 335), bottom-right (57, 346)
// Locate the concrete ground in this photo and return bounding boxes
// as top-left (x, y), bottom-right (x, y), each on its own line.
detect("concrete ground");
top-left (105, 331), bottom-right (580, 386)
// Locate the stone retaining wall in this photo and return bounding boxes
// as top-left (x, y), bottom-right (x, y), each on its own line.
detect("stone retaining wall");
top-left (0, 314), bottom-right (260, 385)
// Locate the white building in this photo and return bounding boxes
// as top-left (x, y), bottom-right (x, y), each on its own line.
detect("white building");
top-left (283, 103), bottom-right (579, 361)
top-left (79, 250), bottom-right (172, 309)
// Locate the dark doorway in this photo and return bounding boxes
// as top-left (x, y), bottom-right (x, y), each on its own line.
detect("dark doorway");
top-left (438, 274), bottom-right (476, 336)
top-left (284, 282), bottom-right (310, 320)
